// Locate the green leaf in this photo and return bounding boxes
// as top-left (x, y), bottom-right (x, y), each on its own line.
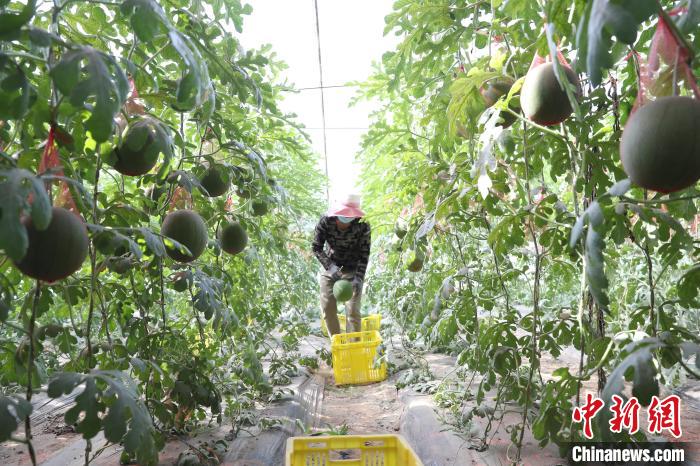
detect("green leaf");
top-left (28, 176), bottom-right (51, 231)
top-left (569, 212), bottom-right (586, 248)
top-left (0, 54), bottom-right (36, 120)
top-left (50, 47), bottom-right (129, 142)
top-left (120, 0), bottom-right (210, 111)
top-left (94, 371), bottom-right (158, 466)
top-left (169, 31), bottom-right (209, 111)
top-left (631, 355), bottom-right (658, 406)
top-left (585, 222), bottom-right (609, 307)
top-left (0, 395), bottom-right (32, 441)
top-left (139, 227), bottom-right (166, 257)
top-left (677, 0), bottom-right (700, 34)
top-left (0, 169), bottom-right (52, 261)
top-left (603, 339), bottom-right (661, 407)
top-left (66, 376), bottom-right (102, 438)
top-left (577, 0), bottom-right (657, 86)
top-left (607, 178), bottom-right (632, 197)
top-left (678, 264), bottom-right (700, 306)
top-left (415, 211), bottom-right (435, 240)
top-left (0, 0), bottom-right (35, 37)
top-left (47, 371), bottom-right (83, 397)
top-left (120, 0), bottom-right (168, 42)
top-left (49, 371), bottom-right (158, 466)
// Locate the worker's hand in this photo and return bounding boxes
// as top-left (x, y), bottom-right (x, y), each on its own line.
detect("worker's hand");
top-left (328, 263), bottom-right (342, 280)
top-left (352, 276), bottom-right (363, 294)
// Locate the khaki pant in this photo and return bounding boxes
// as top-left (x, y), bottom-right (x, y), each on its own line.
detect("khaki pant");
top-left (320, 269), bottom-right (362, 336)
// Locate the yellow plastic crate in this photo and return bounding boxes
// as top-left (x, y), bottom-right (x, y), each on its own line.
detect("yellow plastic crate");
top-left (321, 313), bottom-right (382, 336)
top-left (362, 314), bottom-right (382, 332)
top-left (286, 434), bottom-right (422, 466)
top-left (331, 330), bottom-right (386, 386)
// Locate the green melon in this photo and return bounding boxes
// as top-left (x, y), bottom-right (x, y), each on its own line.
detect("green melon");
top-left (161, 210), bottom-right (208, 262)
top-left (480, 78), bottom-right (513, 107)
top-left (199, 166), bottom-right (230, 197)
top-left (113, 117), bottom-right (172, 176)
top-left (172, 76), bottom-right (200, 112)
top-left (37, 323), bottom-right (63, 340)
top-left (520, 63), bottom-right (578, 126)
top-left (333, 279), bottom-right (353, 302)
top-left (107, 256), bottom-right (132, 274)
top-left (406, 250), bottom-right (425, 272)
top-left (14, 207), bottom-right (89, 282)
top-left (172, 271), bottom-right (191, 292)
top-left (395, 223), bottom-right (407, 239)
top-left (251, 200), bottom-right (269, 216)
top-left (480, 77), bottom-right (517, 128)
top-left (620, 96), bottom-right (700, 193)
top-left (218, 221), bottom-right (248, 255)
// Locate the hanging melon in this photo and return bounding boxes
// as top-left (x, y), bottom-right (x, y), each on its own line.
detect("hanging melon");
top-left (14, 207), bottom-right (89, 282)
top-left (620, 96), bottom-right (700, 193)
top-left (113, 117), bottom-right (172, 176)
top-left (520, 63), bottom-right (578, 126)
top-left (161, 210), bottom-right (208, 263)
top-left (218, 221), bottom-right (248, 255)
top-left (199, 165), bottom-right (230, 197)
top-left (406, 250), bottom-right (425, 272)
top-left (251, 199), bottom-right (269, 216)
top-left (480, 77), bottom-right (517, 127)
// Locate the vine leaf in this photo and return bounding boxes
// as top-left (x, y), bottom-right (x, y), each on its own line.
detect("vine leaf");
top-left (120, 0), bottom-right (169, 42)
top-left (570, 201), bottom-right (609, 307)
top-left (50, 47), bottom-right (129, 142)
top-left (576, 0), bottom-right (657, 86)
top-left (415, 211), bottom-right (435, 240)
top-left (96, 370), bottom-right (159, 464)
top-left (446, 67), bottom-right (499, 136)
top-left (0, 0), bottom-right (35, 37)
top-left (0, 395), bottom-right (32, 442)
top-left (0, 54), bottom-right (36, 119)
top-left (0, 169), bottom-right (52, 262)
top-left (598, 338), bottom-right (663, 439)
top-left (602, 339), bottom-right (661, 406)
top-left (585, 217), bottom-right (609, 307)
top-left (607, 178), bottom-right (632, 197)
top-left (193, 271), bottom-right (222, 319)
top-left (121, 0), bottom-right (211, 111)
top-left (138, 227), bottom-right (166, 258)
top-left (678, 263), bottom-right (700, 306)
top-left (48, 371), bottom-right (158, 466)
top-left (678, 0), bottom-right (700, 33)
top-left (65, 377), bottom-right (102, 438)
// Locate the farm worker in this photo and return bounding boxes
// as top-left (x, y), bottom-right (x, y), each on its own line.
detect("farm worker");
top-left (312, 194), bottom-right (371, 336)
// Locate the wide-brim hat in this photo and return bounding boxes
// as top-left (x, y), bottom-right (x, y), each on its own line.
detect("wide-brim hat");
top-left (327, 194), bottom-right (365, 218)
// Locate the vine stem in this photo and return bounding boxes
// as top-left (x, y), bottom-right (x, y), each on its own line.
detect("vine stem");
top-left (159, 262), bottom-right (167, 329)
top-left (24, 281), bottom-right (41, 466)
top-left (515, 119), bottom-right (542, 463)
top-left (188, 280), bottom-right (207, 352)
top-left (86, 152), bottom-right (102, 368)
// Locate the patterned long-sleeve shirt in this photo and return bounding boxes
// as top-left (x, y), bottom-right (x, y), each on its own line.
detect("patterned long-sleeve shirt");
top-left (312, 215), bottom-right (371, 281)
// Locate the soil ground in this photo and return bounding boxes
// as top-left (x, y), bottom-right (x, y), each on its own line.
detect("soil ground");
top-left (1, 332), bottom-right (699, 465)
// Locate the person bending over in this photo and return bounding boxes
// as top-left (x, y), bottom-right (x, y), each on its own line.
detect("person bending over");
top-left (312, 194), bottom-right (371, 336)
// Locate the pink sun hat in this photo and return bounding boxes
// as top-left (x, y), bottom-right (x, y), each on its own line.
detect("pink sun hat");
top-left (327, 194), bottom-right (365, 218)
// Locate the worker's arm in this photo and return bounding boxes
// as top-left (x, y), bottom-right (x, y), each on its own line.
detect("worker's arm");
top-left (353, 222), bottom-right (371, 289)
top-left (312, 216), bottom-right (334, 270)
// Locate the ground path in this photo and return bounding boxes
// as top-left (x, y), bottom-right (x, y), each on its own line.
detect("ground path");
top-left (2, 332), bottom-right (699, 465)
